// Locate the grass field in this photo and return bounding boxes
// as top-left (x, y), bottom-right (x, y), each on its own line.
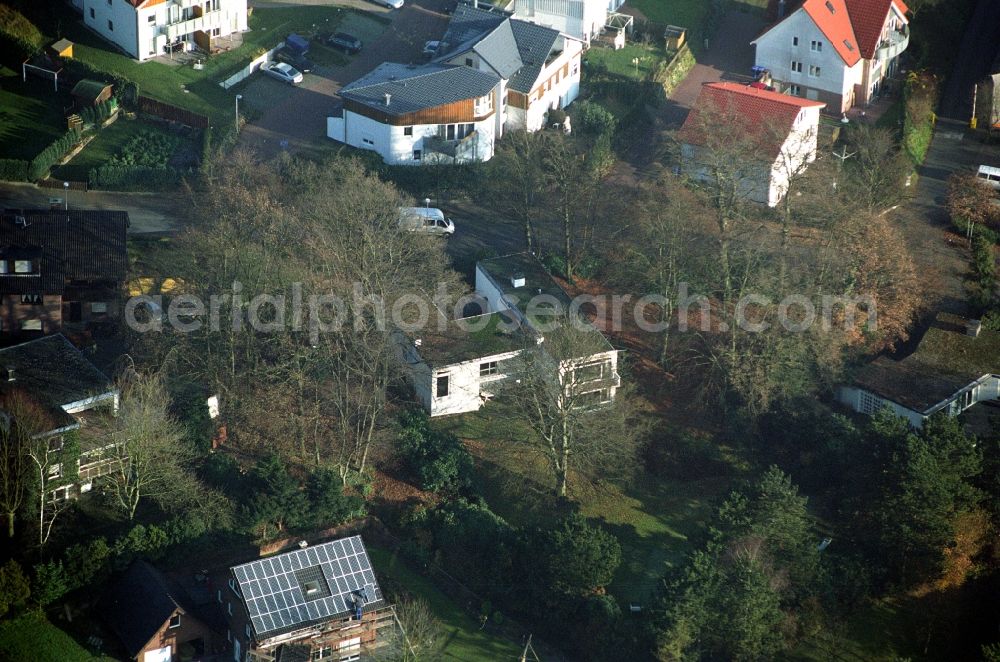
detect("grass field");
top-left (628, 0), bottom-right (768, 25)
top-left (0, 68), bottom-right (73, 160)
top-left (368, 547), bottom-right (524, 661)
top-left (0, 612), bottom-right (113, 662)
top-left (42, 5), bottom-right (370, 124)
top-left (584, 43), bottom-right (667, 81)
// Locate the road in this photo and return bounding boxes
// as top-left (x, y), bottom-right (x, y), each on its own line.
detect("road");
top-left (0, 181), bottom-right (181, 233)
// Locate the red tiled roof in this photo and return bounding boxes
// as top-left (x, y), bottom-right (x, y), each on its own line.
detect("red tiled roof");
top-left (801, 0), bottom-right (861, 66)
top-left (677, 82), bottom-right (825, 159)
top-left (844, 0), bottom-right (909, 59)
top-left (128, 0), bottom-right (168, 8)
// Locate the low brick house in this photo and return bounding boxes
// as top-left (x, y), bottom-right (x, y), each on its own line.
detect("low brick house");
top-left (101, 560), bottom-right (223, 662)
top-left (0, 209), bottom-right (128, 338)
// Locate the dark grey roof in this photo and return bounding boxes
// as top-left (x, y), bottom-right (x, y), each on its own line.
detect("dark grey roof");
top-left (436, 4), bottom-right (561, 93)
top-left (0, 334), bottom-right (115, 427)
top-left (231, 536), bottom-right (386, 642)
top-left (340, 63), bottom-right (499, 115)
top-left (0, 210), bottom-right (129, 295)
top-left (477, 252), bottom-right (573, 311)
top-left (100, 561), bottom-right (199, 659)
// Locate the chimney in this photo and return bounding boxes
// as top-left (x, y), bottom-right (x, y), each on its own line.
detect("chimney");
top-left (510, 273), bottom-right (526, 288)
top-left (966, 319), bottom-right (982, 338)
top-left (384, 92), bottom-right (392, 106)
top-left (5, 366), bottom-right (14, 382)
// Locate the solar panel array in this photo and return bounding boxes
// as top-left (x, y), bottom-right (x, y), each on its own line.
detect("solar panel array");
top-left (231, 535), bottom-right (384, 640)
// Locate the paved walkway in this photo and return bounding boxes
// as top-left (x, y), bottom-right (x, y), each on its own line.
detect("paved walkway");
top-left (238, 0), bottom-right (453, 158)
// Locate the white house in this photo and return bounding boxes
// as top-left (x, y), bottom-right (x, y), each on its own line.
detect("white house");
top-left (838, 314), bottom-right (1000, 428)
top-left (752, 0), bottom-right (909, 113)
top-left (328, 3), bottom-right (583, 164)
top-left (396, 253), bottom-right (620, 417)
top-left (677, 82), bottom-right (826, 207)
top-left (512, 0), bottom-right (626, 45)
top-left (329, 63), bottom-right (501, 165)
top-left (74, 0), bottom-right (249, 62)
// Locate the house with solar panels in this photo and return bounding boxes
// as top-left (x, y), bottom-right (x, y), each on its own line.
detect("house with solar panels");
top-left (224, 535), bottom-right (394, 662)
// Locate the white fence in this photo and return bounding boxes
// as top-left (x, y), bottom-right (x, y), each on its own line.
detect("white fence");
top-left (219, 42), bottom-right (284, 90)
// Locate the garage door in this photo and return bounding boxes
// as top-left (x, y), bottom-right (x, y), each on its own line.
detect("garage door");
top-left (144, 647), bottom-right (172, 662)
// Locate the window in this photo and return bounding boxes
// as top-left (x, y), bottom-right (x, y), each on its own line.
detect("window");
top-left (573, 360), bottom-right (611, 384)
top-left (311, 648), bottom-right (334, 661)
top-left (245, 623), bottom-right (251, 638)
top-left (91, 302), bottom-right (108, 314)
top-left (572, 62), bottom-right (578, 75)
top-left (169, 614), bottom-right (181, 629)
top-left (843, 39), bottom-right (855, 52)
top-left (14, 260), bottom-right (32, 273)
top-left (227, 601), bottom-right (232, 615)
top-left (412, 149), bottom-right (421, 161)
top-left (20, 294), bottom-right (42, 305)
top-left (790, 60), bottom-right (802, 73)
top-left (211, 27), bottom-right (221, 37)
top-left (148, 14), bottom-right (156, 23)
top-left (809, 65), bottom-right (822, 77)
top-left (48, 437), bottom-right (63, 452)
top-left (20, 320), bottom-right (41, 331)
top-left (810, 40), bottom-right (822, 52)
top-left (825, 0), bottom-right (835, 12)
top-left (576, 388), bottom-right (611, 407)
top-left (217, 589), bottom-right (222, 603)
top-left (792, 36), bottom-right (799, 46)
top-left (107, 0), bottom-right (112, 4)
top-left (361, 135), bottom-right (374, 146)
top-left (465, 57), bottom-right (474, 67)
top-left (403, 126), bottom-right (413, 136)
top-left (436, 374), bottom-right (449, 397)
top-left (0, 261), bottom-right (6, 274)
top-left (89, 7), bottom-right (95, 18)
top-left (108, 19), bottom-right (114, 31)
top-left (480, 361), bottom-right (499, 377)
top-left (48, 463), bottom-right (62, 479)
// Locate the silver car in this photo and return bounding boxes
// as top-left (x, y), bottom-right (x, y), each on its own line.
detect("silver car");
top-left (261, 61), bottom-right (304, 85)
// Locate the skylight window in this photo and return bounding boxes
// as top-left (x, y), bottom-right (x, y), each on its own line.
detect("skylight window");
top-left (844, 39), bottom-right (855, 51)
top-left (825, 0), bottom-right (835, 12)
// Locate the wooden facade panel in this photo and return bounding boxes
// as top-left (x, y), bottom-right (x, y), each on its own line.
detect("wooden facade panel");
top-left (507, 90), bottom-right (528, 110)
top-left (344, 96), bottom-right (495, 126)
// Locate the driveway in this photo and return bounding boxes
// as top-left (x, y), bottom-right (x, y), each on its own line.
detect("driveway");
top-left (238, 0), bottom-right (454, 158)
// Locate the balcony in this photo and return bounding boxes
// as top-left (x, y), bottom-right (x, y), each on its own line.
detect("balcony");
top-left (424, 130), bottom-right (481, 162)
top-left (876, 26), bottom-right (909, 63)
top-left (163, 10), bottom-right (224, 40)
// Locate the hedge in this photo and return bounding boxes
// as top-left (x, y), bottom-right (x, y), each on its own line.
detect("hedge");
top-left (28, 129), bottom-right (82, 181)
top-left (89, 164), bottom-right (180, 191)
top-left (0, 159), bottom-right (29, 182)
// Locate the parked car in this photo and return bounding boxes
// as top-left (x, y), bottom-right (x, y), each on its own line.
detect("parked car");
top-left (398, 207), bottom-right (455, 236)
top-left (374, 0), bottom-right (404, 8)
top-left (275, 47), bottom-right (314, 73)
top-left (327, 32), bottom-right (362, 54)
top-left (261, 61), bottom-right (304, 85)
top-left (977, 164), bottom-right (1000, 190)
top-left (423, 40), bottom-right (441, 56)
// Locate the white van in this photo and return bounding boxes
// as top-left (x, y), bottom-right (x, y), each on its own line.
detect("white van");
top-left (398, 207), bottom-right (455, 236)
top-left (976, 164), bottom-right (1000, 190)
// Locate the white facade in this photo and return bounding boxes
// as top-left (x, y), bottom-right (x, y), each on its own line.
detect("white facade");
top-left (838, 374), bottom-right (1000, 428)
top-left (518, 35), bottom-right (583, 132)
top-left (81, 0), bottom-right (248, 62)
top-left (327, 107), bottom-right (498, 165)
top-left (512, 0), bottom-right (623, 44)
top-left (752, 9), bottom-right (861, 113)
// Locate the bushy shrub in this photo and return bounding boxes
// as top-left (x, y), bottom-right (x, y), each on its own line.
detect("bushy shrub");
top-left (397, 410), bottom-right (473, 493)
top-left (0, 560), bottom-right (30, 617)
top-left (306, 468), bottom-right (366, 528)
top-left (574, 100), bottom-right (617, 137)
top-left (0, 159), bottom-right (29, 182)
top-left (0, 6), bottom-right (42, 66)
top-left (31, 561), bottom-right (69, 607)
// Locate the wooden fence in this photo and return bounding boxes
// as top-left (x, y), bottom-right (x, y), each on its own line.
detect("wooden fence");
top-left (138, 95), bottom-right (210, 128)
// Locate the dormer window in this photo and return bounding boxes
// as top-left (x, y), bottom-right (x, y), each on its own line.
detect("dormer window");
top-left (169, 614), bottom-right (181, 629)
top-left (825, 0), bottom-right (835, 13)
top-left (0, 261), bottom-right (7, 274)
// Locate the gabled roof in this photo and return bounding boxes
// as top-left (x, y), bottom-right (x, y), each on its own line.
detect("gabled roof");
top-left (231, 536), bottom-right (386, 642)
top-left (844, 0), bottom-right (909, 59)
top-left (436, 4), bottom-right (561, 94)
top-left (0, 210), bottom-right (129, 294)
top-left (70, 79), bottom-right (112, 103)
top-left (100, 561), bottom-right (198, 659)
top-left (677, 82), bottom-right (825, 159)
top-left (854, 313), bottom-right (1000, 414)
top-left (801, 0), bottom-right (861, 66)
top-left (0, 334), bottom-right (116, 426)
top-left (339, 63), bottom-right (499, 115)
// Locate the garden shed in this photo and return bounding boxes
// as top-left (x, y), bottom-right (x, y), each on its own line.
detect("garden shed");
top-left (48, 38), bottom-right (74, 60)
top-left (71, 79), bottom-right (113, 107)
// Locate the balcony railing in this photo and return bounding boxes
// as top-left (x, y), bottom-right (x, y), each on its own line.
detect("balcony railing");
top-left (876, 26), bottom-right (909, 62)
top-left (163, 11), bottom-right (224, 40)
top-left (424, 130), bottom-right (479, 159)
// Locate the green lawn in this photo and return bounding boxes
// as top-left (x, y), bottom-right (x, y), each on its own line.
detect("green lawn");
top-left (52, 5), bottom-right (356, 124)
top-left (584, 43), bottom-right (667, 81)
top-left (0, 612), bottom-right (112, 662)
top-left (628, 0), bottom-right (768, 25)
top-left (50, 116), bottom-right (183, 181)
top-left (0, 68), bottom-right (73, 160)
top-left (368, 547), bottom-right (524, 661)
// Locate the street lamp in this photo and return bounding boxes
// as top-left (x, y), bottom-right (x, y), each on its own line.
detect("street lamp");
top-left (235, 94), bottom-right (243, 133)
top-left (63, 181), bottom-right (69, 211)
